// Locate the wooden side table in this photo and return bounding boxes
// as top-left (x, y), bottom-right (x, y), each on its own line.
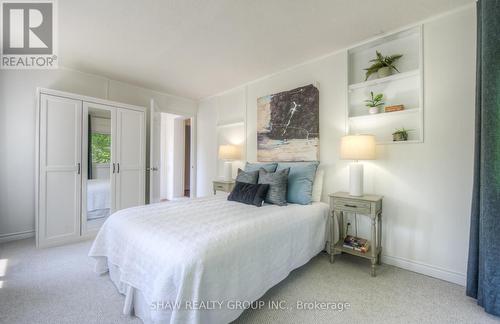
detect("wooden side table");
top-left (213, 180), bottom-right (235, 194)
top-left (329, 192), bottom-right (383, 277)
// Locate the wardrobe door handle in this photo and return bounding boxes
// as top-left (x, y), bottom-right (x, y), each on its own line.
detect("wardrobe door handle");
top-left (117, 163), bottom-right (120, 173)
top-left (112, 163), bottom-right (115, 174)
top-left (77, 163), bottom-right (81, 174)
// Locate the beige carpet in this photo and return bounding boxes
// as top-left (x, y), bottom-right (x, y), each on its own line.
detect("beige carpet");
top-left (0, 238), bottom-right (498, 324)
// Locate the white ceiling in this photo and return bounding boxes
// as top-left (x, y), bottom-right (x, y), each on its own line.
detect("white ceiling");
top-left (59, 0), bottom-right (473, 99)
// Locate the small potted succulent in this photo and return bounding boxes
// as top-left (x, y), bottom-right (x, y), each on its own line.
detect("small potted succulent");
top-left (365, 51), bottom-right (403, 80)
top-left (392, 128), bottom-right (412, 141)
top-left (364, 91), bottom-right (384, 114)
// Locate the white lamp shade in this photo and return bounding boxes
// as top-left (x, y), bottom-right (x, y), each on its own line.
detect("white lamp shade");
top-left (218, 145), bottom-right (241, 161)
top-left (340, 135), bottom-right (376, 160)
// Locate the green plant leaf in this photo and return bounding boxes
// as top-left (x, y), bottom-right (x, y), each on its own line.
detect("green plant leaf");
top-left (365, 92), bottom-right (385, 108)
top-left (364, 62), bottom-right (384, 80)
top-left (388, 54), bottom-right (403, 61)
top-left (365, 51), bottom-right (403, 78)
top-left (390, 64), bottom-right (400, 73)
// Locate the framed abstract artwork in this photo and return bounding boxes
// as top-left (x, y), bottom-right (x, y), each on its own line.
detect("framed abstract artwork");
top-left (257, 84), bottom-right (319, 161)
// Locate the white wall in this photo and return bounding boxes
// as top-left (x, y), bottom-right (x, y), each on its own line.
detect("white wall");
top-left (196, 7), bottom-right (476, 285)
top-left (195, 88), bottom-right (247, 197)
top-left (160, 113), bottom-right (170, 200)
top-left (196, 99), bottom-right (218, 197)
top-left (165, 115), bottom-right (176, 200)
top-left (0, 68), bottom-right (197, 241)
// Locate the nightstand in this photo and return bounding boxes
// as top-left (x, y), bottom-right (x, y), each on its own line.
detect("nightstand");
top-left (329, 192), bottom-right (383, 277)
top-left (213, 180), bottom-right (235, 194)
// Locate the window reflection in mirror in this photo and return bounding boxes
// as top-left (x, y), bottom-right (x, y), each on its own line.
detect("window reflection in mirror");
top-left (87, 108), bottom-right (111, 226)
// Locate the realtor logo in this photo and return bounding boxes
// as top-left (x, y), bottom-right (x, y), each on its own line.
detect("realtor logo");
top-left (1, 0), bottom-right (58, 69)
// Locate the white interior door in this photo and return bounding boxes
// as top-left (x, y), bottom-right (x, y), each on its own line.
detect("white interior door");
top-left (115, 108), bottom-right (146, 210)
top-left (38, 94), bottom-right (82, 247)
top-left (149, 99), bottom-right (161, 203)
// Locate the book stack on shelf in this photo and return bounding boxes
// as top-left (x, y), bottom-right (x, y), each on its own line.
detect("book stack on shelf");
top-left (343, 235), bottom-right (370, 253)
top-left (385, 104), bottom-right (404, 113)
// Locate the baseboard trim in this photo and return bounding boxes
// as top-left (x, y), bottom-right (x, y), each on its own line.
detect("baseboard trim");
top-left (382, 254), bottom-right (466, 286)
top-left (0, 230), bottom-right (35, 244)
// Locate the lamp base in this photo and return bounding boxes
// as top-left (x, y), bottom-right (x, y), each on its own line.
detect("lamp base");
top-left (223, 161), bottom-right (233, 181)
top-left (349, 162), bottom-right (364, 197)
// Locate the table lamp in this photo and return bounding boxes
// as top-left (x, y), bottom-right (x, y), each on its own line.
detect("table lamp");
top-left (340, 135), bottom-right (376, 196)
top-left (218, 144), bottom-right (241, 181)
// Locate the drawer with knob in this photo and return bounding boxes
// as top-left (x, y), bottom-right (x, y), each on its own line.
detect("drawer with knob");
top-left (333, 198), bottom-right (371, 214)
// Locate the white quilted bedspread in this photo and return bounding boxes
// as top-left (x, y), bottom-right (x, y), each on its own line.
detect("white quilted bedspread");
top-left (89, 195), bottom-right (330, 324)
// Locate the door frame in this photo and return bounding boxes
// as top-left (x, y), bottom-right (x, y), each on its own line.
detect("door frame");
top-left (148, 99), bottom-right (197, 202)
top-left (149, 100), bottom-right (161, 203)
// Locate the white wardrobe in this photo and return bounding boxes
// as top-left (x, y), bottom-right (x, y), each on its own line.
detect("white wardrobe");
top-left (36, 89), bottom-right (146, 248)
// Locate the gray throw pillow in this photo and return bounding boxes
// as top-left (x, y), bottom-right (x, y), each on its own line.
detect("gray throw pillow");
top-left (258, 167), bottom-right (290, 206)
top-left (235, 168), bottom-right (259, 184)
top-left (245, 162), bottom-right (278, 173)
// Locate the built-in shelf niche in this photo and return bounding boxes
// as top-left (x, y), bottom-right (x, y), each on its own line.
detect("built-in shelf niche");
top-left (347, 26), bottom-right (423, 144)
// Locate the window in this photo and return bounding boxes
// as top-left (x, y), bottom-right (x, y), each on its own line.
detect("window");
top-left (91, 133), bottom-right (111, 163)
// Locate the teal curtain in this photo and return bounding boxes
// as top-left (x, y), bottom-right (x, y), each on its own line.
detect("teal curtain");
top-left (466, 0), bottom-right (500, 316)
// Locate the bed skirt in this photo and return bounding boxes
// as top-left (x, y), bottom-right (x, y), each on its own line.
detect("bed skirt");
top-left (106, 243), bottom-right (335, 324)
top-left (108, 262), bottom-right (155, 323)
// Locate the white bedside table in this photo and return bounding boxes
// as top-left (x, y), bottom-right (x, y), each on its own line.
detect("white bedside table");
top-left (213, 180), bottom-right (235, 195)
top-left (329, 192), bottom-right (383, 277)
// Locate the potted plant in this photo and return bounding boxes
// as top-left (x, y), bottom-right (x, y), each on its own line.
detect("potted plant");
top-left (364, 51), bottom-right (403, 80)
top-left (364, 91), bottom-right (384, 114)
top-left (392, 128), bottom-right (412, 141)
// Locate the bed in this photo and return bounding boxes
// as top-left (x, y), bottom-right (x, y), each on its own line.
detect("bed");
top-left (89, 194), bottom-right (334, 324)
top-left (87, 179), bottom-right (111, 220)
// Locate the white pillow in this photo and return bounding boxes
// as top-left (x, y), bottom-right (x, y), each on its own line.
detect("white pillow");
top-left (311, 169), bottom-right (324, 202)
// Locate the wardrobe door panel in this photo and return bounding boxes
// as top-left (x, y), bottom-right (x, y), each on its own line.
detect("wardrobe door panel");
top-left (45, 172), bottom-right (78, 237)
top-left (116, 108), bottom-right (145, 210)
top-left (38, 94), bottom-right (82, 247)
